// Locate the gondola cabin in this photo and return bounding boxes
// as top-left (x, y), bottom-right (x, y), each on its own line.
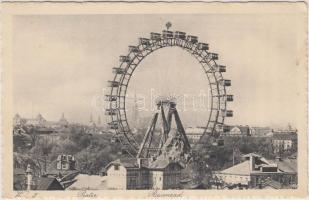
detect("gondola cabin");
top-left (105, 108), bottom-right (117, 115)
top-left (128, 46), bottom-right (140, 53)
top-left (139, 38), bottom-right (150, 45)
top-left (220, 79), bottom-right (231, 87)
top-left (223, 125), bottom-right (231, 133)
top-left (111, 136), bottom-right (120, 143)
top-left (209, 53), bottom-right (218, 60)
top-left (107, 81), bottom-right (120, 87)
top-left (197, 42), bottom-right (209, 50)
top-left (174, 31), bottom-right (186, 39)
top-left (150, 32), bottom-right (161, 40)
top-left (217, 65), bottom-right (226, 72)
top-left (105, 95), bottom-right (117, 101)
top-left (113, 67), bottom-right (126, 74)
top-left (222, 110), bottom-right (233, 117)
top-left (162, 30), bottom-right (173, 39)
top-left (108, 122), bottom-right (119, 129)
top-left (187, 35), bottom-right (198, 43)
top-left (226, 95), bottom-right (234, 102)
top-left (119, 56), bottom-right (131, 63)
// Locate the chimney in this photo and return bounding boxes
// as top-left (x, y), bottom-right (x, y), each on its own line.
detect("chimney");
top-left (25, 164), bottom-right (33, 190)
top-left (137, 158), bottom-right (143, 168)
top-left (249, 155), bottom-right (255, 172)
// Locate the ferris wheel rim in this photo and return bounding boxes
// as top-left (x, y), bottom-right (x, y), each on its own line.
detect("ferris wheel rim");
top-left (106, 33), bottom-right (232, 156)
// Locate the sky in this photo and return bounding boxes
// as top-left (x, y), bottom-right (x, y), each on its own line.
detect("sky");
top-left (12, 13), bottom-right (306, 128)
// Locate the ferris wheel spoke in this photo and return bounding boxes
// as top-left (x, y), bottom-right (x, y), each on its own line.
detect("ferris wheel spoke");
top-left (105, 28), bottom-right (233, 155)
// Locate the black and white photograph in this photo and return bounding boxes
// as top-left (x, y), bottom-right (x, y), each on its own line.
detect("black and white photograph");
top-left (2, 2), bottom-right (307, 198)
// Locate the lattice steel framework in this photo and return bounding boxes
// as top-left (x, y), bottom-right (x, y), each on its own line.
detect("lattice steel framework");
top-left (105, 29), bottom-right (233, 156)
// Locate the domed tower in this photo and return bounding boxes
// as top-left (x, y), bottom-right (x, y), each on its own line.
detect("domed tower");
top-left (13, 113), bottom-right (23, 126)
top-left (36, 113), bottom-right (46, 126)
top-left (59, 113), bottom-right (69, 127)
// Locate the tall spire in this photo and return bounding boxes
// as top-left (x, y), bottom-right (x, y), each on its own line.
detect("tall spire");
top-left (98, 116), bottom-right (101, 126)
top-left (90, 113), bottom-right (93, 122)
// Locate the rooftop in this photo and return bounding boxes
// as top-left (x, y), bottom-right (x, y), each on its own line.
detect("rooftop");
top-left (220, 160), bottom-right (251, 175)
top-left (36, 177), bottom-right (63, 190)
top-left (275, 158), bottom-right (297, 173)
top-left (273, 132), bottom-right (297, 140)
top-left (67, 174), bottom-right (107, 190)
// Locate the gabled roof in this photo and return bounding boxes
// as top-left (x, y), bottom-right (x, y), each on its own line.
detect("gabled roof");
top-left (242, 153), bottom-right (261, 158)
top-left (220, 161), bottom-right (251, 175)
top-left (106, 158), bottom-right (139, 169)
top-left (276, 158), bottom-right (297, 173)
top-left (67, 174), bottom-right (107, 190)
top-left (36, 177), bottom-right (64, 190)
top-left (149, 159), bottom-right (184, 170)
top-left (149, 159), bottom-right (169, 169)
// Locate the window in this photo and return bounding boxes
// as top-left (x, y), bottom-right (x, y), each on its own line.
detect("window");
top-left (114, 165), bottom-right (119, 170)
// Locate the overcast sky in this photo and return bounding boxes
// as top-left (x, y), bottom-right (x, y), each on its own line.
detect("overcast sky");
top-left (12, 13), bottom-right (306, 128)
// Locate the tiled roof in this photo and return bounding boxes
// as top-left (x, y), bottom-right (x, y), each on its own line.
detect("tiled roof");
top-left (273, 133), bottom-right (297, 140)
top-left (36, 177), bottom-right (63, 190)
top-left (149, 159), bottom-right (170, 169)
top-left (67, 174), bottom-right (107, 190)
top-left (242, 153), bottom-right (262, 158)
top-left (106, 158), bottom-right (139, 169)
top-left (106, 158), bottom-right (183, 170)
top-left (275, 158), bottom-right (297, 173)
top-left (220, 161), bottom-right (251, 175)
top-left (251, 127), bottom-right (272, 135)
top-left (14, 168), bottom-right (25, 175)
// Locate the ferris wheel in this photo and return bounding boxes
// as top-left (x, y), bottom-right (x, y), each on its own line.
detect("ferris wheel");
top-left (105, 24), bottom-right (233, 156)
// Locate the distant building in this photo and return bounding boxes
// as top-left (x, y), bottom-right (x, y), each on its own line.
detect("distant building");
top-left (250, 127), bottom-right (273, 137)
top-left (56, 155), bottom-right (76, 171)
top-left (213, 153), bottom-right (297, 189)
top-left (223, 125), bottom-right (251, 137)
top-left (106, 158), bottom-right (183, 190)
top-left (58, 113), bottom-right (69, 127)
top-left (13, 113), bottom-right (26, 126)
top-left (13, 113), bottom-right (70, 129)
top-left (185, 127), bottom-right (204, 143)
top-left (22, 114), bottom-right (47, 127)
top-left (272, 132), bottom-right (297, 154)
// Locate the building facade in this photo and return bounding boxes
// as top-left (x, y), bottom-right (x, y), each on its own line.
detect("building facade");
top-left (106, 158), bottom-right (183, 190)
top-left (272, 132), bottom-right (297, 154)
top-left (185, 127), bottom-right (204, 143)
top-left (213, 153), bottom-right (297, 189)
top-left (56, 155), bottom-right (76, 171)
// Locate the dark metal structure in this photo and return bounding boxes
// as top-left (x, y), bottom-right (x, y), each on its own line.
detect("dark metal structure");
top-left (137, 98), bottom-right (191, 159)
top-left (106, 26), bottom-right (233, 156)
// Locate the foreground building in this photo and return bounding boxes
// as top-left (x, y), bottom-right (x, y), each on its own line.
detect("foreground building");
top-left (106, 158), bottom-right (183, 190)
top-left (213, 153), bottom-right (297, 189)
